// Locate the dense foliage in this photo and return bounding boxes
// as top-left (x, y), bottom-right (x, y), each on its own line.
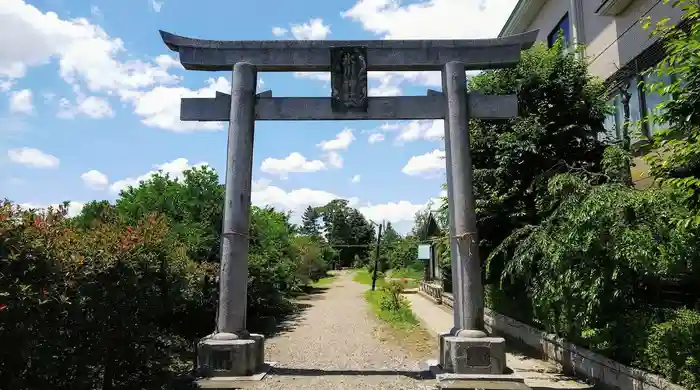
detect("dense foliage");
top-left (0, 203), bottom-right (206, 389)
top-left (464, 41), bottom-right (608, 282)
top-left (0, 166), bottom-right (351, 389)
top-left (643, 0), bottom-right (700, 225)
top-left (428, 8), bottom-right (700, 386)
top-left (301, 200), bottom-right (375, 268)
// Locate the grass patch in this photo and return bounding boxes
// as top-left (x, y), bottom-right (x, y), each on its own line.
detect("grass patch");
top-left (310, 274), bottom-right (335, 287)
top-left (353, 268), bottom-right (385, 287)
top-left (363, 283), bottom-right (418, 329)
top-left (388, 267), bottom-right (423, 280)
top-left (363, 281), bottom-right (436, 359)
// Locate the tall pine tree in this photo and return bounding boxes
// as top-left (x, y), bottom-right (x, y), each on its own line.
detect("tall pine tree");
top-left (300, 206), bottom-right (321, 237)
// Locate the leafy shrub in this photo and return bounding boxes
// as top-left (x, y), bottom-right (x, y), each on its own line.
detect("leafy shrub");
top-left (291, 235), bottom-right (328, 284)
top-left (378, 281), bottom-right (405, 312)
top-left (247, 206), bottom-right (305, 325)
top-left (364, 281), bottom-right (417, 328)
top-left (0, 201), bottom-right (208, 390)
top-left (99, 168), bottom-right (323, 331)
top-left (643, 0), bottom-right (700, 219)
top-left (638, 309), bottom-right (700, 389)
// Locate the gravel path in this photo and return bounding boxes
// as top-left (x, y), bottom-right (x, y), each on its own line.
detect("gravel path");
top-left (252, 270), bottom-right (434, 389)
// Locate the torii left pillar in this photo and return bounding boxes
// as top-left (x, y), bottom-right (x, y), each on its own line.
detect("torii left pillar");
top-left (196, 62), bottom-right (267, 380)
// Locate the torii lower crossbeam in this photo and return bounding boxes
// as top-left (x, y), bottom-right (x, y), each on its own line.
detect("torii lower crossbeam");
top-left (181, 91), bottom-right (518, 121)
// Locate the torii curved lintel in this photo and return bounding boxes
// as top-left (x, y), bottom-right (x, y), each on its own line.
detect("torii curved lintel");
top-left (158, 29), bottom-right (539, 72)
top-left (159, 29), bottom-right (538, 51)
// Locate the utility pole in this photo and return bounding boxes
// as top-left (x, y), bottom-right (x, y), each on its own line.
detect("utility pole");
top-left (371, 221), bottom-right (384, 291)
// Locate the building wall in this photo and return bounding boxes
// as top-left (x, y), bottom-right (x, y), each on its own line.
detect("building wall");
top-left (583, 0), bottom-right (683, 80)
top-left (526, 0), bottom-right (571, 43)
top-left (522, 0), bottom-right (682, 80)
top-left (518, 0), bottom-right (682, 188)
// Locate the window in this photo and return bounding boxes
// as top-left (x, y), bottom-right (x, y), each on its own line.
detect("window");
top-left (627, 77), bottom-right (644, 143)
top-left (603, 95), bottom-right (622, 142)
top-left (547, 13), bottom-right (570, 48)
top-left (642, 72), bottom-right (672, 135)
top-left (602, 71), bottom-right (674, 145)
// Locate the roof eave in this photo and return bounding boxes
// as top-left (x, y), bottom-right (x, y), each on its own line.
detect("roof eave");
top-left (499, 0), bottom-right (542, 38)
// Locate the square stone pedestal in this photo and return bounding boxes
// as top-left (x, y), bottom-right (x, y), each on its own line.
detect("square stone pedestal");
top-left (439, 332), bottom-right (506, 374)
top-left (197, 333), bottom-right (267, 378)
top-left (434, 332), bottom-right (529, 389)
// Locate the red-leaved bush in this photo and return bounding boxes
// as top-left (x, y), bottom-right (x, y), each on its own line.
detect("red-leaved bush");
top-left (0, 200), bottom-right (211, 390)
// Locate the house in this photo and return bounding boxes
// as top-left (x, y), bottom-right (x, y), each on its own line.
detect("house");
top-left (499, 0), bottom-right (684, 185)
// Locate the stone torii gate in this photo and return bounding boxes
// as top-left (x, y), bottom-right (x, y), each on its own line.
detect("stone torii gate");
top-left (160, 29), bottom-right (537, 387)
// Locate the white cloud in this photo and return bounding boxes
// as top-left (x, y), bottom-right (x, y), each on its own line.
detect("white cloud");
top-left (0, 0), bottom-right (180, 115)
top-left (154, 54), bottom-right (183, 70)
top-left (365, 120), bottom-right (443, 144)
top-left (402, 149), bottom-right (445, 177)
top-left (109, 158), bottom-right (207, 194)
top-left (150, 0), bottom-right (163, 12)
top-left (104, 158), bottom-right (439, 234)
top-left (318, 128), bottom-right (355, 151)
top-left (351, 174), bottom-right (361, 183)
top-left (260, 152), bottom-right (326, 179)
top-left (343, 0), bottom-right (515, 40)
top-left (359, 201), bottom-right (424, 226)
top-left (81, 169), bottom-right (109, 190)
top-left (317, 128), bottom-right (354, 169)
top-left (340, 0), bottom-right (515, 87)
top-left (396, 120), bottom-right (443, 143)
top-left (273, 18), bottom-right (331, 40)
top-left (368, 132), bottom-right (385, 144)
top-left (7, 147), bottom-right (59, 168)
top-left (251, 178), bottom-right (426, 230)
top-left (294, 72), bottom-right (331, 83)
top-left (325, 151), bottom-right (343, 168)
top-left (58, 95), bottom-right (114, 119)
top-left (18, 201), bottom-right (84, 217)
top-left (9, 89), bottom-right (33, 114)
top-left (368, 73), bottom-right (402, 96)
top-left (251, 179), bottom-right (354, 222)
top-left (120, 76), bottom-right (231, 132)
top-left (272, 27), bottom-right (287, 37)
top-left (90, 5), bottom-right (102, 19)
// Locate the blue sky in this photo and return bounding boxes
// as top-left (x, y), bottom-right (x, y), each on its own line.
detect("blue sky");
top-left (0, 0), bottom-right (518, 233)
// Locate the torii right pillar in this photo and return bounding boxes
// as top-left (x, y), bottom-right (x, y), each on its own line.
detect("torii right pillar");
top-left (438, 60), bottom-right (514, 385)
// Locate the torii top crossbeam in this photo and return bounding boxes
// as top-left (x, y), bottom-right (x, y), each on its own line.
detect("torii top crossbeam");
top-left (159, 30), bottom-right (538, 72)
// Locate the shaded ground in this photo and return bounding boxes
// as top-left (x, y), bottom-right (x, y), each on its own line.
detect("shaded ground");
top-left (403, 292), bottom-right (593, 390)
top-left (250, 270), bottom-right (435, 389)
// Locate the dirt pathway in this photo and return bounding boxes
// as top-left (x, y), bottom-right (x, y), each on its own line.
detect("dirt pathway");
top-left (251, 270), bottom-right (434, 389)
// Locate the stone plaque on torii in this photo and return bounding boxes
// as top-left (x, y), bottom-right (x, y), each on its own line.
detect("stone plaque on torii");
top-left (160, 29), bottom-right (537, 389)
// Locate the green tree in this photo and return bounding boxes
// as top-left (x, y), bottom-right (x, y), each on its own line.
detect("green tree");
top-left (487, 168), bottom-right (700, 367)
top-left (317, 199), bottom-right (374, 267)
top-left (71, 200), bottom-right (119, 229)
top-left (439, 41), bottom-right (609, 287)
top-left (385, 236), bottom-right (419, 271)
top-left (382, 222), bottom-right (401, 247)
top-left (106, 167), bottom-right (314, 331)
top-left (115, 166), bottom-right (224, 264)
top-left (412, 204), bottom-right (442, 240)
top-left (300, 205), bottom-right (322, 237)
top-left (0, 203), bottom-right (207, 390)
top-left (643, 0), bottom-right (700, 225)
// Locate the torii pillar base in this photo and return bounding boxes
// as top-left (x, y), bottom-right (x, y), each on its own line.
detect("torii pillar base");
top-left (429, 333), bottom-right (529, 389)
top-left (195, 333), bottom-right (272, 388)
